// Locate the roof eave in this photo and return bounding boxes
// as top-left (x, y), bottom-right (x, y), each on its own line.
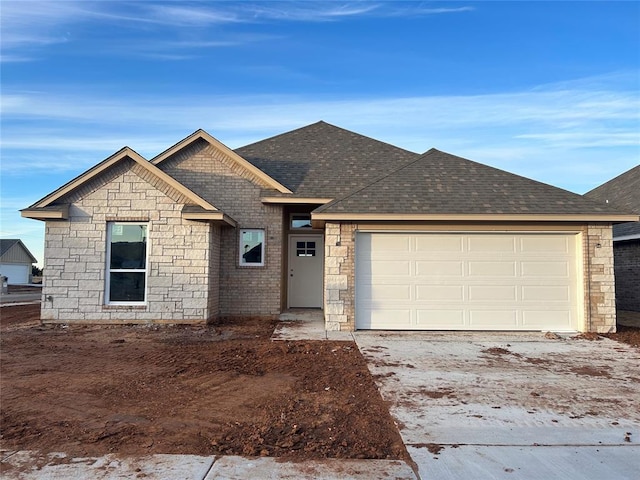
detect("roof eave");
top-left (311, 213), bottom-right (640, 223)
top-left (20, 205), bottom-right (70, 221)
top-left (261, 196), bottom-right (332, 205)
top-left (181, 211), bottom-right (237, 227)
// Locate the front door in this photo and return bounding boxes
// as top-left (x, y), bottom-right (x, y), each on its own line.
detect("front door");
top-left (288, 234), bottom-right (323, 308)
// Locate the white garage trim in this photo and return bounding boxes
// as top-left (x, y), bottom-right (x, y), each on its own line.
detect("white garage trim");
top-left (355, 232), bottom-right (582, 332)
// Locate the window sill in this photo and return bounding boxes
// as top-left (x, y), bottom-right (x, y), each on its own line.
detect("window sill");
top-left (102, 305), bottom-right (147, 311)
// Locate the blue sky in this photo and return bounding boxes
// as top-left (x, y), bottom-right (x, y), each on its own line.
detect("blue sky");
top-left (1, 1), bottom-right (639, 266)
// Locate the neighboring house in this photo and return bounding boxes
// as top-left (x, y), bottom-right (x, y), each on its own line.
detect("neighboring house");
top-left (0, 239), bottom-right (37, 285)
top-left (22, 122), bottom-right (637, 332)
top-left (585, 165), bottom-right (640, 312)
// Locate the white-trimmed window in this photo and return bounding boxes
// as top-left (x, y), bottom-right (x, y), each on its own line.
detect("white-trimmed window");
top-left (240, 229), bottom-right (265, 266)
top-left (106, 222), bottom-right (148, 304)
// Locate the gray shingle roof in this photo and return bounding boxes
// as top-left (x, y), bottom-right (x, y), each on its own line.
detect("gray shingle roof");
top-left (585, 164), bottom-right (640, 239)
top-left (315, 148), bottom-right (629, 216)
top-left (584, 164), bottom-right (640, 214)
top-left (613, 221), bottom-right (640, 239)
top-left (0, 239), bottom-right (19, 257)
top-left (235, 121), bottom-right (419, 198)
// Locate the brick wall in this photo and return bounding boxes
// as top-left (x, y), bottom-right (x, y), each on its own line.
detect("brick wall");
top-left (41, 159), bottom-right (217, 324)
top-left (613, 240), bottom-right (640, 312)
top-left (584, 224), bottom-right (617, 332)
top-left (157, 139), bottom-right (283, 316)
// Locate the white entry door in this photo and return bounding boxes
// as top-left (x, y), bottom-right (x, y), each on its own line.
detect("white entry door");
top-left (288, 235), bottom-right (324, 308)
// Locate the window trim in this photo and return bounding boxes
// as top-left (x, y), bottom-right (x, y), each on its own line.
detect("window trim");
top-left (239, 228), bottom-right (265, 267)
top-left (105, 222), bottom-right (148, 305)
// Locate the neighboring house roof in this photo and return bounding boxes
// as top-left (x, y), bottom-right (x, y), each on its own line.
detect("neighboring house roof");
top-left (584, 165), bottom-right (640, 214)
top-left (585, 164), bottom-right (640, 240)
top-left (313, 148), bottom-right (636, 222)
top-left (235, 121), bottom-right (419, 198)
top-left (0, 239), bottom-right (37, 264)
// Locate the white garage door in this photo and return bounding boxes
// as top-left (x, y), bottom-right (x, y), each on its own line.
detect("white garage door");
top-left (356, 233), bottom-right (580, 331)
top-left (0, 264), bottom-right (30, 284)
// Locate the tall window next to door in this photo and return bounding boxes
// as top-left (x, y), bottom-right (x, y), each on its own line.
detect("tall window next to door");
top-left (106, 223), bottom-right (148, 304)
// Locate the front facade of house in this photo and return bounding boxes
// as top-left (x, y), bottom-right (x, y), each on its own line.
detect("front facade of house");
top-left (23, 123), bottom-right (637, 332)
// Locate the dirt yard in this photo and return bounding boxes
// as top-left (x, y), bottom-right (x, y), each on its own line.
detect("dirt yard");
top-left (2, 305), bottom-right (638, 463)
top-left (0, 305), bottom-right (407, 461)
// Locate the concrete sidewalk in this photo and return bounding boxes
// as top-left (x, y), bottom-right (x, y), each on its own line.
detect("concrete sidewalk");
top-left (0, 451), bottom-right (417, 479)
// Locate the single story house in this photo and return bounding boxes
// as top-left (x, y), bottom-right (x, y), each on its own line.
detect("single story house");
top-left (0, 239), bottom-right (37, 285)
top-left (585, 165), bottom-right (640, 312)
top-left (22, 122), bottom-right (637, 332)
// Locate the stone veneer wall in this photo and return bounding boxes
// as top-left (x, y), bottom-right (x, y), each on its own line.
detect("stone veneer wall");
top-left (584, 224), bottom-right (617, 332)
top-left (41, 159), bottom-right (216, 324)
top-left (324, 222), bottom-right (356, 331)
top-left (156, 139), bottom-right (282, 316)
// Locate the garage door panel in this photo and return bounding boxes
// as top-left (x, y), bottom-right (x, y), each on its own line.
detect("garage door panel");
top-left (469, 310), bottom-right (518, 328)
top-left (415, 235), bottom-right (463, 252)
top-left (415, 261), bottom-right (463, 276)
top-left (362, 285), bottom-right (411, 301)
top-left (521, 261), bottom-right (569, 277)
top-left (468, 285), bottom-right (517, 301)
top-left (416, 285), bottom-right (464, 301)
top-left (416, 309), bottom-right (465, 327)
top-left (467, 235), bottom-right (516, 253)
top-left (522, 311), bottom-right (572, 330)
top-left (468, 261), bottom-right (516, 277)
top-left (356, 232), bottom-right (579, 331)
top-left (520, 236), bottom-right (569, 253)
top-left (522, 285), bottom-right (570, 302)
top-left (360, 309), bottom-right (412, 329)
top-left (368, 234), bottom-right (410, 252)
top-left (361, 260), bottom-right (411, 276)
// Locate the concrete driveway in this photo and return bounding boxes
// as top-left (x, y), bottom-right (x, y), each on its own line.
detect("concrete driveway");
top-left (354, 332), bottom-right (640, 480)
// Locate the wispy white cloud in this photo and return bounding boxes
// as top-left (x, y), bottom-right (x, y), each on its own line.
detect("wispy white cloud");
top-left (2, 72), bottom-right (638, 194)
top-left (1, 1), bottom-right (474, 61)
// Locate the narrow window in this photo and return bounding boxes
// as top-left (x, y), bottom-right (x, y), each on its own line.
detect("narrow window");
top-left (291, 213), bottom-right (312, 229)
top-left (106, 222), bottom-right (148, 304)
top-left (240, 229), bottom-right (265, 266)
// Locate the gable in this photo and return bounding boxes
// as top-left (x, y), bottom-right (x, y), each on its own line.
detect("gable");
top-left (21, 148), bottom-right (234, 225)
top-left (152, 129), bottom-right (291, 194)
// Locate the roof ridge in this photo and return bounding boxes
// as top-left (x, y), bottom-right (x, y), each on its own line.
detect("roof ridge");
top-left (236, 121), bottom-right (418, 156)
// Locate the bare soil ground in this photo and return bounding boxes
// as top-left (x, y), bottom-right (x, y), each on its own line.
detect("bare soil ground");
top-left (0, 305), bottom-right (407, 461)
